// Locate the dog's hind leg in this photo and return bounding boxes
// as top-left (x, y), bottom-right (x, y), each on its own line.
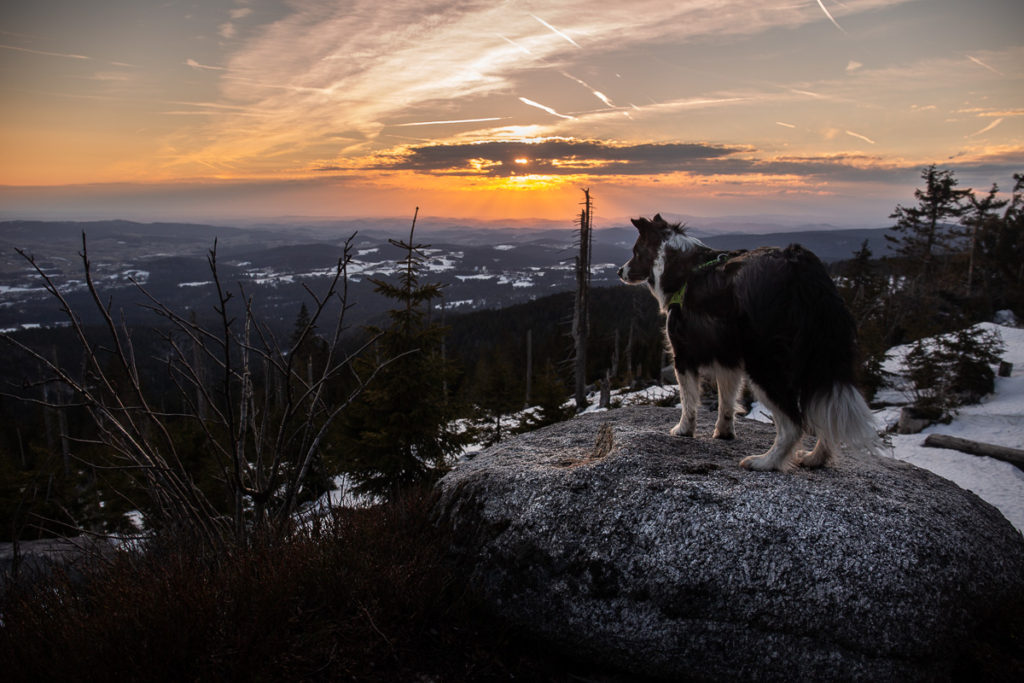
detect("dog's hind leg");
top-left (739, 394), bottom-right (801, 472)
top-left (712, 364), bottom-right (743, 440)
top-left (796, 439), bottom-right (831, 468)
top-left (670, 369), bottom-right (699, 437)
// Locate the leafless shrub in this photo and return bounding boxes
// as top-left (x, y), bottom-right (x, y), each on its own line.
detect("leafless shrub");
top-left (3, 233), bottom-right (393, 547)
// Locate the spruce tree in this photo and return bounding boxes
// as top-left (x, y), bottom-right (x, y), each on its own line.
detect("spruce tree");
top-left (341, 210), bottom-right (465, 498)
top-left (470, 352), bottom-right (519, 446)
top-left (837, 240), bottom-right (887, 399)
top-left (974, 173), bottom-right (1024, 314)
top-left (517, 360), bottom-right (572, 431)
top-left (886, 165), bottom-right (971, 283)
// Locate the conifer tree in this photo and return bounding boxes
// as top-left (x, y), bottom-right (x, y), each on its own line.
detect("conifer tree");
top-left (963, 183), bottom-right (1008, 297)
top-left (470, 352), bottom-right (518, 446)
top-left (341, 210), bottom-right (465, 498)
top-left (886, 165), bottom-right (971, 283)
top-left (517, 360), bottom-right (572, 431)
top-left (974, 173), bottom-right (1024, 313)
top-left (836, 240), bottom-right (888, 398)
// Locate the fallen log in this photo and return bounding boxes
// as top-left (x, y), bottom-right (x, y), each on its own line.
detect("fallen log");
top-left (922, 433), bottom-right (1024, 471)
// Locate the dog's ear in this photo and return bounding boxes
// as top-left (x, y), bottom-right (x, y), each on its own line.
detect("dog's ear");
top-left (630, 217), bottom-right (649, 232)
top-left (650, 213), bottom-right (684, 234)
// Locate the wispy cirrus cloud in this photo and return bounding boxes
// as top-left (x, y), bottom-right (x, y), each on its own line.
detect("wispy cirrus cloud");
top-left (163, 0), bottom-right (909, 176)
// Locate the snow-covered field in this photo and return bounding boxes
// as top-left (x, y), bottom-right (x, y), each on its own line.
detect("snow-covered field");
top-left (874, 322), bottom-right (1024, 533)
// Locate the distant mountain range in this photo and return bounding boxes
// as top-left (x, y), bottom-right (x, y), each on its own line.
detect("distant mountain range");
top-left (0, 219), bottom-right (894, 334)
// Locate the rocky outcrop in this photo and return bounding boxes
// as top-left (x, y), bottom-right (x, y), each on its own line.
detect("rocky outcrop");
top-left (435, 406), bottom-right (1024, 680)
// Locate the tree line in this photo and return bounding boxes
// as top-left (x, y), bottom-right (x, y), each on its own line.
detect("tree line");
top-left (833, 166), bottom-right (1021, 414)
top-left (1, 167), bottom-right (1020, 544)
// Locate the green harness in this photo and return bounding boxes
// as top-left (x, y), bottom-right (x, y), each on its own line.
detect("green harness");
top-left (668, 253), bottom-right (728, 308)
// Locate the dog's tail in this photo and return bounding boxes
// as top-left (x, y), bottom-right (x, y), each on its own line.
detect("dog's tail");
top-left (805, 382), bottom-right (884, 458)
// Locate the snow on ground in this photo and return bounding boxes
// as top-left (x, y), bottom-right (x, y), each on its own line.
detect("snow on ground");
top-left (311, 321), bottom-right (1024, 534)
top-left (877, 322), bottom-right (1024, 533)
top-left (570, 320), bottom-right (1024, 533)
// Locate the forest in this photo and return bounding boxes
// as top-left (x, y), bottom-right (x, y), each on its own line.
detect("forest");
top-left (0, 166), bottom-right (1021, 544)
top-left (0, 165), bottom-right (1021, 681)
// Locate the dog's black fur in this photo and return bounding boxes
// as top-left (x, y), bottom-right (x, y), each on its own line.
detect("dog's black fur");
top-left (618, 214), bottom-right (879, 471)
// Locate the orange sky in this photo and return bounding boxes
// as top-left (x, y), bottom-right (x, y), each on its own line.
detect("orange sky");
top-left (1, 0), bottom-right (1021, 225)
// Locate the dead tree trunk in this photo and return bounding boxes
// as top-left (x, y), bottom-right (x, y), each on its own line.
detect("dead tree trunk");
top-left (611, 328), bottom-right (620, 380)
top-left (573, 189), bottom-right (593, 413)
top-left (922, 434), bottom-right (1024, 471)
top-left (599, 370), bottom-right (611, 409)
top-left (525, 328), bottom-right (533, 408)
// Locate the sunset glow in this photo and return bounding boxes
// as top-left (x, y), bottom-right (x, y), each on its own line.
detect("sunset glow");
top-left (1, 0), bottom-right (1021, 224)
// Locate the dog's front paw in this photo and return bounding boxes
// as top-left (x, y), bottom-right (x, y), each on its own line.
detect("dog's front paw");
top-left (740, 453), bottom-right (795, 473)
top-left (670, 422), bottom-right (694, 437)
top-left (712, 424), bottom-right (735, 440)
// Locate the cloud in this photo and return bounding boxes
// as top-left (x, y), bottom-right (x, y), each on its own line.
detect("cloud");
top-left (394, 117), bottom-right (508, 127)
top-left (166, 0), bottom-right (911, 175)
top-left (338, 139), bottom-right (948, 186)
top-left (356, 139), bottom-right (744, 176)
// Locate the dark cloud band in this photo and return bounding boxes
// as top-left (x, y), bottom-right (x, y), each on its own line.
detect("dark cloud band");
top-left (316, 139), bottom-right (1022, 187)
top-left (363, 139), bottom-right (743, 176)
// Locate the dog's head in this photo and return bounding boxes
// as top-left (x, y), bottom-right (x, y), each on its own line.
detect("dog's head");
top-left (617, 214), bottom-right (701, 285)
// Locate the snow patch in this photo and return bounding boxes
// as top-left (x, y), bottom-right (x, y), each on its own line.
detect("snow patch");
top-left (878, 322), bottom-right (1023, 531)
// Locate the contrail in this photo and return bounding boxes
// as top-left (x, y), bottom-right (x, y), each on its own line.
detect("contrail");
top-left (969, 117), bottom-right (1004, 136)
top-left (967, 55), bottom-right (1003, 76)
top-left (395, 117), bottom-right (506, 127)
top-left (519, 96), bottom-right (575, 119)
top-left (775, 121), bottom-right (796, 128)
top-left (0, 43), bottom-right (89, 60)
top-left (498, 35), bottom-right (533, 56)
top-left (186, 58), bottom-right (226, 71)
top-left (561, 72), bottom-right (615, 107)
top-left (845, 130), bottom-right (875, 144)
top-left (530, 14), bottom-right (580, 48)
top-left (815, 0), bottom-right (846, 34)
top-left (791, 88), bottom-right (826, 99)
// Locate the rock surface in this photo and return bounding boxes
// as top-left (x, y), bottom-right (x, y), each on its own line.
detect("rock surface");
top-left (435, 406), bottom-right (1024, 680)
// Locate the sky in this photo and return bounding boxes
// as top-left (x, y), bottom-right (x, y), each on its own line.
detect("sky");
top-left (1, 0), bottom-right (1022, 227)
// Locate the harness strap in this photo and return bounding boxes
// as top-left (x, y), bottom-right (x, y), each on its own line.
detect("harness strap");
top-left (668, 253), bottom-right (728, 308)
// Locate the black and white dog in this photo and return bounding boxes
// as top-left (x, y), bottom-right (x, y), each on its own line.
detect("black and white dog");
top-left (618, 214), bottom-right (880, 472)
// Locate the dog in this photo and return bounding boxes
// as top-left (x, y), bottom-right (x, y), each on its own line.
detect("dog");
top-left (618, 214), bottom-right (880, 472)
